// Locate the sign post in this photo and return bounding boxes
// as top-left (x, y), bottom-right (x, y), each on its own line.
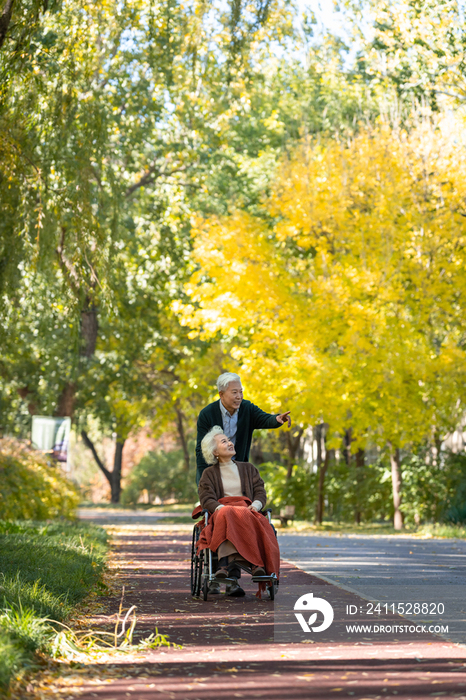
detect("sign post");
top-left (31, 416), bottom-right (72, 472)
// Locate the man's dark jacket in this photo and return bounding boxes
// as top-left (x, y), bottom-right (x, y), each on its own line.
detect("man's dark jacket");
top-left (195, 399), bottom-right (280, 484)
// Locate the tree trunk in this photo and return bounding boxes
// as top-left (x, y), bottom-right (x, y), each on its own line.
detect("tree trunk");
top-left (343, 428), bottom-right (352, 467)
top-left (0, 0), bottom-right (15, 49)
top-left (285, 427), bottom-right (304, 480)
top-left (389, 443), bottom-right (403, 530)
top-left (316, 446), bottom-right (333, 525)
top-left (354, 448), bottom-right (365, 525)
top-left (250, 438), bottom-right (264, 464)
top-left (55, 229), bottom-right (99, 417)
top-left (55, 382), bottom-right (77, 417)
top-left (314, 424), bottom-right (326, 524)
top-left (55, 302), bottom-right (97, 417)
top-left (174, 403), bottom-right (190, 471)
top-left (81, 299), bottom-right (98, 358)
top-left (111, 438), bottom-right (125, 503)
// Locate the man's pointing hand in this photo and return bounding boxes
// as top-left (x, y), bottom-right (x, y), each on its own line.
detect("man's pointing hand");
top-left (276, 411), bottom-right (291, 428)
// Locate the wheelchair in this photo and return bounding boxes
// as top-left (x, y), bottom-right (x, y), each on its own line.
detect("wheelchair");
top-left (190, 507), bottom-right (279, 601)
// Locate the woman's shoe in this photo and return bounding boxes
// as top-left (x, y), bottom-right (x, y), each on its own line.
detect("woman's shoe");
top-left (215, 567), bottom-right (229, 579)
top-left (251, 565), bottom-right (266, 576)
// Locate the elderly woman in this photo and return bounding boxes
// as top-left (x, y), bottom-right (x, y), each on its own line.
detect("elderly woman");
top-left (197, 425), bottom-right (280, 596)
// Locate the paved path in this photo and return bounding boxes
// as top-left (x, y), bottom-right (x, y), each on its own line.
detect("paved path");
top-left (278, 532), bottom-right (466, 640)
top-left (278, 532), bottom-right (466, 587)
top-left (78, 508), bottom-right (192, 525)
top-left (42, 514), bottom-right (466, 700)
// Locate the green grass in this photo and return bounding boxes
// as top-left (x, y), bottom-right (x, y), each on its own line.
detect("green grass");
top-left (275, 519), bottom-right (466, 538)
top-left (0, 520), bottom-right (107, 696)
top-left (414, 523), bottom-right (466, 539)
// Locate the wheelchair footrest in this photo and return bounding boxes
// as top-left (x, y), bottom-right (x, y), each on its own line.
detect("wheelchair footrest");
top-left (211, 576), bottom-right (237, 584)
top-left (251, 575), bottom-right (278, 583)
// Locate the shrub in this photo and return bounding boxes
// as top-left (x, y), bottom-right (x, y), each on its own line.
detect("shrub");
top-left (0, 440), bottom-right (79, 520)
top-left (325, 459), bottom-right (393, 523)
top-left (440, 452), bottom-right (466, 524)
top-left (444, 504), bottom-right (466, 525)
top-left (261, 462), bottom-right (317, 520)
top-left (122, 447), bottom-right (198, 505)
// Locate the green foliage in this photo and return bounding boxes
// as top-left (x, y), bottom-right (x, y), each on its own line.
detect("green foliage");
top-left (0, 440), bottom-right (79, 520)
top-left (261, 462), bottom-right (316, 520)
top-left (261, 458), bottom-right (392, 523)
top-left (325, 460), bottom-right (393, 523)
top-left (439, 452), bottom-right (466, 524)
top-left (380, 449), bottom-right (466, 525)
top-left (444, 505), bottom-right (466, 526)
top-left (261, 448), bottom-right (466, 526)
top-left (0, 633), bottom-right (27, 695)
top-left (122, 447), bottom-right (198, 506)
top-left (0, 519), bottom-right (107, 693)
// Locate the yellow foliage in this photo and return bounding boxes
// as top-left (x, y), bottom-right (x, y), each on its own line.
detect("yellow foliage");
top-left (183, 116), bottom-right (466, 448)
top-left (0, 440), bottom-right (79, 520)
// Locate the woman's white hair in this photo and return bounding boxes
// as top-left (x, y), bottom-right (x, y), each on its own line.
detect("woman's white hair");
top-left (217, 372), bottom-right (241, 393)
top-left (201, 425), bottom-right (225, 466)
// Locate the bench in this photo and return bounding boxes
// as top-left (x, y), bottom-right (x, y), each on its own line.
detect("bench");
top-left (279, 505), bottom-right (295, 526)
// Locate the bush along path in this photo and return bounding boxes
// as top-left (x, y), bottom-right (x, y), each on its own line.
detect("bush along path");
top-left (21, 512), bottom-right (466, 700)
top-left (0, 520), bottom-right (108, 697)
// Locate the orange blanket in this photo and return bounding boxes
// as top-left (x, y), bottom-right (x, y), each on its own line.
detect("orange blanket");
top-left (196, 497), bottom-right (280, 586)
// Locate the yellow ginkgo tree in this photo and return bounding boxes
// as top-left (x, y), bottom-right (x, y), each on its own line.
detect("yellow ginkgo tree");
top-left (180, 114), bottom-right (466, 528)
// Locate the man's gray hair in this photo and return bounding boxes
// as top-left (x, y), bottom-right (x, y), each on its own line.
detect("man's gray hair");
top-left (217, 372), bottom-right (241, 393)
top-left (201, 425), bottom-right (225, 466)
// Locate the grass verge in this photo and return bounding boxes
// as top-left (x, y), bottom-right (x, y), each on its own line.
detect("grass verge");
top-left (0, 520), bottom-right (107, 696)
top-left (275, 520), bottom-right (466, 538)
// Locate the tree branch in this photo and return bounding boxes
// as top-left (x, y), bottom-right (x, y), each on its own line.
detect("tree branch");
top-left (81, 430), bottom-right (112, 483)
top-left (434, 89), bottom-right (466, 101)
top-left (125, 164), bottom-right (161, 198)
top-left (124, 164), bottom-right (188, 198)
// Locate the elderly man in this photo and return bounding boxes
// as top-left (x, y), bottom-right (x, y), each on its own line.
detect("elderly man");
top-left (196, 372), bottom-right (291, 486)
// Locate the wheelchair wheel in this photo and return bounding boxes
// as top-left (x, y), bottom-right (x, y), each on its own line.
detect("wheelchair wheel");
top-left (267, 579), bottom-right (278, 600)
top-left (202, 576), bottom-right (209, 601)
top-left (190, 526), bottom-right (203, 597)
top-left (202, 548), bottom-right (210, 601)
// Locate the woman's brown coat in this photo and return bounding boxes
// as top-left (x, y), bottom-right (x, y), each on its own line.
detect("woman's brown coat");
top-left (198, 461), bottom-right (267, 514)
